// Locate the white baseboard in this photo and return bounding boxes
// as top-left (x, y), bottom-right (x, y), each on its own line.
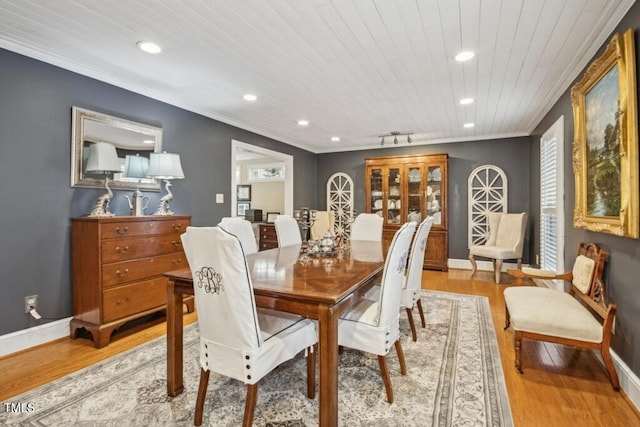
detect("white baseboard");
top-left (0, 317), bottom-right (71, 358)
top-left (611, 350), bottom-right (640, 410)
top-left (447, 257), bottom-right (640, 413)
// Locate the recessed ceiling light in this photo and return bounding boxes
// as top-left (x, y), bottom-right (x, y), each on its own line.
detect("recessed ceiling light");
top-left (243, 94), bottom-right (257, 101)
top-left (297, 120), bottom-right (309, 126)
top-left (331, 136), bottom-right (340, 142)
top-left (459, 97), bottom-right (474, 105)
top-left (455, 51), bottom-right (474, 62)
top-left (137, 41), bottom-right (162, 54)
top-left (463, 122), bottom-right (475, 128)
top-left (143, 139), bottom-right (155, 144)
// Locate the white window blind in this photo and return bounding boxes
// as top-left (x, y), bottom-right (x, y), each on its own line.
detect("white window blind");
top-left (540, 116), bottom-right (564, 271)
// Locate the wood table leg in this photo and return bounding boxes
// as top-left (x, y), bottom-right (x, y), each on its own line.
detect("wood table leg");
top-left (317, 304), bottom-right (338, 427)
top-left (167, 279), bottom-right (185, 396)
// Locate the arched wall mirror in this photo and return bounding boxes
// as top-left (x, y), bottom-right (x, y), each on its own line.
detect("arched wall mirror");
top-left (70, 107), bottom-right (163, 191)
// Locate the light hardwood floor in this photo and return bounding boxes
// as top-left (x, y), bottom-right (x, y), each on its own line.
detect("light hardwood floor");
top-left (1, 269), bottom-right (639, 426)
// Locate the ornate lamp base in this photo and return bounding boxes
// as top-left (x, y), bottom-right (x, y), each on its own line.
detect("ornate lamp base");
top-left (153, 200), bottom-right (174, 215)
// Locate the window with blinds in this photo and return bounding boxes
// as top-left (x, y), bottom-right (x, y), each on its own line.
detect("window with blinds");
top-left (540, 116), bottom-right (564, 272)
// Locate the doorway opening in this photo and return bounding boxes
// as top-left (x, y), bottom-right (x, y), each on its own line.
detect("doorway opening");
top-left (231, 140), bottom-right (293, 217)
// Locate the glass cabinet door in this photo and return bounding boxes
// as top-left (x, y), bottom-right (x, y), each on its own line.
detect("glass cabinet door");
top-left (387, 167), bottom-right (401, 224)
top-left (369, 168), bottom-right (384, 217)
top-left (407, 165), bottom-right (423, 223)
top-left (426, 165), bottom-right (443, 225)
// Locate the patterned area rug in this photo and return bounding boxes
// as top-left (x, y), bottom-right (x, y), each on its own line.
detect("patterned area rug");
top-left (1, 291), bottom-right (513, 426)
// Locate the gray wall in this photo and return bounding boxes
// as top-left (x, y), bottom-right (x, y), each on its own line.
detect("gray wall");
top-left (0, 48), bottom-right (317, 335)
top-left (529, 2), bottom-right (640, 376)
top-left (316, 137), bottom-right (532, 260)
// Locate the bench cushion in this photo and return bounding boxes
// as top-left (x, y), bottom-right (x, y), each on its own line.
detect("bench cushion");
top-left (504, 287), bottom-right (603, 343)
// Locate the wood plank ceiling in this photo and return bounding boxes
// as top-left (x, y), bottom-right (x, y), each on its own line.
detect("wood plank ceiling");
top-left (0, 0), bottom-right (634, 153)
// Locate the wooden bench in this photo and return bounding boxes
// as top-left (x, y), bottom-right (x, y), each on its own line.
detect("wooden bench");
top-left (504, 242), bottom-right (619, 390)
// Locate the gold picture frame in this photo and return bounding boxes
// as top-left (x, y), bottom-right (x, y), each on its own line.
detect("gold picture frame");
top-left (571, 28), bottom-right (639, 238)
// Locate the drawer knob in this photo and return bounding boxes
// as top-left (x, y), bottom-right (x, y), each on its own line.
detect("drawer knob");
top-left (116, 299), bottom-right (122, 305)
top-left (115, 226), bottom-right (129, 234)
top-left (173, 223), bottom-right (183, 230)
top-left (115, 246), bottom-right (129, 253)
top-left (116, 268), bottom-right (129, 277)
top-left (172, 258), bottom-right (183, 265)
top-left (171, 240), bottom-right (182, 247)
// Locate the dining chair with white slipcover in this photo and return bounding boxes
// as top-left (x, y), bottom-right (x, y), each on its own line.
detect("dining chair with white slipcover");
top-left (364, 217), bottom-right (434, 341)
top-left (401, 216), bottom-right (434, 341)
top-left (338, 221), bottom-right (416, 403)
top-left (274, 215), bottom-right (302, 247)
top-left (350, 213), bottom-right (383, 241)
top-left (217, 217), bottom-right (258, 255)
top-left (180, 226), bottom-right (317, 426)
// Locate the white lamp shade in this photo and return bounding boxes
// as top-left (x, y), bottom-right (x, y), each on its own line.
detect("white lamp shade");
top-left (85, 142), bottom-right (121, 173)
top-left (147, 152), bottom-right (185, 179)
top-left (123, 154), bottom-right (149, 178)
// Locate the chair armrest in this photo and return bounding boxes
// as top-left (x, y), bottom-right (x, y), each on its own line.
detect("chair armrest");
top-left (507, 267), bottom-right (572, 282)
top-left (521, 267), bottom-right (556, 277)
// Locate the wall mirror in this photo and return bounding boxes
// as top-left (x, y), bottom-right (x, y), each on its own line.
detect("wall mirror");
top-left (71, 106), bottom-right (163, 191)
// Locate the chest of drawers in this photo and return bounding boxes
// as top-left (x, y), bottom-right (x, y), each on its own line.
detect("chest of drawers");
top-left (70, 215), bottom-right (192, 348)
top-left (259, 223), bottom-right (278, 251)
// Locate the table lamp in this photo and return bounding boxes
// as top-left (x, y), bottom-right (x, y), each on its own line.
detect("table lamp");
top-left (85, 142), bottom-right (122, 217)
top-left (147, 151), bottom-right (185, 215)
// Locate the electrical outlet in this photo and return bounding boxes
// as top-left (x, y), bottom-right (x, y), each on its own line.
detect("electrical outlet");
top-left (24, 295), bottom-right (38, 313)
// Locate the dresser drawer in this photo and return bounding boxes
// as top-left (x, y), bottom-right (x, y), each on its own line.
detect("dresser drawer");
top-left (259, 224), bottom-right (277, 239)
top-left (102, 235), bottom-right (183, 263)
top-left (260, 241), bottom-right (278, 251)
top-left (102, 252), bottom-right (186, 287)
top-left (102, 277), bottom-right (167, 323)
top-left (100, 219), bottom-right (188, 239)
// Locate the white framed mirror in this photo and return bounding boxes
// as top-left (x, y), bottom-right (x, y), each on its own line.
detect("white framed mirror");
top-left (70, 107), bottom-right (163, 191)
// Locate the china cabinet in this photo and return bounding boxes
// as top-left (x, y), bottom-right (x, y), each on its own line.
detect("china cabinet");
top-left (365, 154), bottom-right (448, 270)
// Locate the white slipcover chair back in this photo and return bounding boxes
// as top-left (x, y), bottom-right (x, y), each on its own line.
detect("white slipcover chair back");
top-left (338, 221), bottom-right (416, 403)
top-left (401, 216), bottom-right (434, 340)
top-left (274, 215), bottom-right (302, 247)
top-left (180, 226), bottom-right (317, 426)
top-left (218, 217), bottom-right (258, 255)
top-left (350, 213), bottom-right (383, 241)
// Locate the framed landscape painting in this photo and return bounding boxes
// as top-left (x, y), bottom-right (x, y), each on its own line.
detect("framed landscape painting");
top-left (571, 28), bottom-right (639, 238)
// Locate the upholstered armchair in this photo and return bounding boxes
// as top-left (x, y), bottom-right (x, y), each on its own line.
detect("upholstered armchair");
top-left (310, 210), bottom-right (335, 240)
top-left (469, 212), bottom-right (527, 283)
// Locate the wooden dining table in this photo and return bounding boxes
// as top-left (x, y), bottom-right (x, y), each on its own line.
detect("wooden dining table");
top-left (164, 241), bottom-right (385, 427)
